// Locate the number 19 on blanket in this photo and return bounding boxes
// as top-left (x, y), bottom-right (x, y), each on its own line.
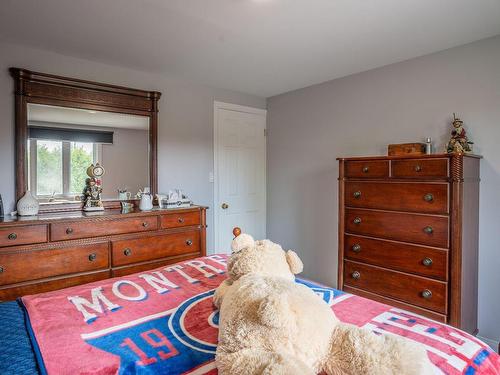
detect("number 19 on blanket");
top-left (120, 328), bottom-right (179, 366)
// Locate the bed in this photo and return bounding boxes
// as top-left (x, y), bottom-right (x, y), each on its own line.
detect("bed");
top-left (1, 255), bottom-right (498, 375)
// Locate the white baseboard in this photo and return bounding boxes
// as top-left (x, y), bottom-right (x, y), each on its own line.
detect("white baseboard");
top-left (477, 335), bottom-right (499, 352)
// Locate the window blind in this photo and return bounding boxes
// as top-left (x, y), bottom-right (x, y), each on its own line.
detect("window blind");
top-left (28, 126), bottom-right (114, 144)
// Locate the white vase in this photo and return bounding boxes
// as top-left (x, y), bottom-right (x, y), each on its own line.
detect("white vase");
top-left (139, 194), bottom-right (153, 211)
top-left (17, 190), bottom-right (39, 216)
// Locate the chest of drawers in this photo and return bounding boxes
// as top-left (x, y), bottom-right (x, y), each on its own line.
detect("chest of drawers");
top-left (0, 206), bottom-right (206, 301)
top-left (338, 154), bottom-right (480, 333)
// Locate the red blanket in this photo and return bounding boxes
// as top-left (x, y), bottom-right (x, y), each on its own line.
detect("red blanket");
top-left (22, 255), bottom-right (499, 374)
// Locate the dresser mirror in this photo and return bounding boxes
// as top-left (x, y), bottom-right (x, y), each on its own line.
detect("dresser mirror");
top-left (11, 68), bottom-right (161, 213)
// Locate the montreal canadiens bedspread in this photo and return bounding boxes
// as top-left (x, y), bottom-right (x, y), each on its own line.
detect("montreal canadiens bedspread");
top-left (12, 255), bottom-right (500, 374)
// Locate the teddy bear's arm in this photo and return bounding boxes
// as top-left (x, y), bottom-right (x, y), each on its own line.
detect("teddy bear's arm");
top-left (213, 279), bottom-right (232, 309)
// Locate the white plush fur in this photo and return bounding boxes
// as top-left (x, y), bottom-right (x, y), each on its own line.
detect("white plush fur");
top-left (214, 233), bottom-right (434, 375)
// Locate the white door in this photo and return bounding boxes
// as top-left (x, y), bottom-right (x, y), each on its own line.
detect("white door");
top-left (214, 101), bottom-right (267, 253)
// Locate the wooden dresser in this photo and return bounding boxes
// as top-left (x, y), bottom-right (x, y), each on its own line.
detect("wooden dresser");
top-left (0, 206), bottom-right (206, 301)
top-left (338, 154), bottom-right (480, 333)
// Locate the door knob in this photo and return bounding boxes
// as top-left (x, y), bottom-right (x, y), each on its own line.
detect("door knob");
top-left (221, 203), bottom-right (229, 209)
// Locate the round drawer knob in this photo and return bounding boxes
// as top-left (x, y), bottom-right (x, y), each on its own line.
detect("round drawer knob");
top-left (0, 266), bottom-right (4, 273)
top-left (88, 253), bottom-right (97, 262)
top-left (186, 239), bottom-right (193, 246)
top-left (415, 165), bottom-right (422, 172)
top-left (124, 248), bottom-right (132, 256)
top-left (353, 191), bottom-right (362, 199)
top-left (424, 193), bottom-right (434, 202)
top-left (66, 228), bottom-right (73, 235)
top-left (7, 233), bottom-right (17, 240)
top-left (142, 222), bottom-right (149, 228)
top-left (352, 244), bottom-right (361, 253)
top-left (351, 271), bottom-right (361, 280)
top-left (362, 166), bottom-right (369, 173)
top-left (423, 226), bottom-right (433, 234)
top-left (422, 257), bottom-right (433, 267)
top-left (353, 217), bottom-right (362, 225)
top-left (178, 217), bottom-right (185, 223)
top-left (421, 289), bottom-right (432, 299)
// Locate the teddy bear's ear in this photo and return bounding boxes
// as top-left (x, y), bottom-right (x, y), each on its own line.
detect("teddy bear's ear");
top-left (231, 233), bottom-right (255, 254)
top-left (286, 250), bottom-right (303, 274)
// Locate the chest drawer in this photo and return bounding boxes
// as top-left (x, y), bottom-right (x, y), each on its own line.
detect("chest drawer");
top-left (161, 211), bottom-right (200, 229)
top-left (111, 230), bottom-right (200, 267)
top-left (391, 158), bottom-right (448, 179)
top-left (344, 260), bottom-right (447, 313)
top-left (345, 208), bottom-right (449, 248)
top-left (345, 160), bottom-right (389, 178)
top-left (344, 235), bottom-right (448, 280)
top-left (0, 225), bottom-right (47, 248)
top-left (51, 216), bottom-right (158, 241)
top-left (345, 182), bottom-right (449, 214)
top-left (0, 242), bottom-right (109, 285)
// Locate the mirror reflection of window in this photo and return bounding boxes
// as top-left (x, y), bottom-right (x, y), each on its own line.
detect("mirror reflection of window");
top-left (28, 140), bottom-right (98, 199)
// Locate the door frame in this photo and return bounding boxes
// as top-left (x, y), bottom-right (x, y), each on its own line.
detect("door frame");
top-left (213, 101), bottom-right (267, 252)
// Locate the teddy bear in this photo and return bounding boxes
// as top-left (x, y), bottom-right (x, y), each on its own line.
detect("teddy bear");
top-left (213, 231), bottom-right (433, 375)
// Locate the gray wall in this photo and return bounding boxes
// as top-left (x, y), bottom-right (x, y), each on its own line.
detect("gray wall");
top-left (267, 35), bottom-right (500, 343)
top-left (0, 40), bottom-right (266, 252)
top-left (100, 127), bottom-right (149, 199)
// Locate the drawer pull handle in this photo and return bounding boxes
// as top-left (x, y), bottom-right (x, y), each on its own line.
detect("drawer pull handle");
top-left (186, 239), bottom-right (193, 246)
top-left (178, 217), bottom-right (185, 223)
top-left (0, 266), bottom-right (4, 273)
top-left (351, 271), bottom-right (361, 280)
top-left (421, 289), bottom-right (432, 299)
top-left (422, 257), bottom-right (433, 267)
top-left (362, 166), bottom-right (369, 173)
top-left (88, 253), bottom-right (97, 262)
top-left (142, 222), bottom-right (149, 228)
top-left (353, 217), bottom-right (362, 225)
top-left (352, 244), bottom-right (361, 253)
top-left (7, 233), bottom-right (17, 240)
top-left (124, 248), bottom-right (132, 256)
top-left (424, 193), bottom-right (434, 202)
top-left (66, 228), bottom-right (73, 235)
top-left (353, 191), bottom-right (361, 199)
top-left (423, 226), bottom-right (433, 234)
top-left (415, 165), bottom-right (422, 172)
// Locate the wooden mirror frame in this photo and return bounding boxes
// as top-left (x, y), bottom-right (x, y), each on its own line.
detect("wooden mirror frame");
top-left (10, 67), bottom-right (161, 213)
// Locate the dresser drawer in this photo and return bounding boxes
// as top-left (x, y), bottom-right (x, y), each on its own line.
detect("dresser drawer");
top-left (345, 208), bottom-right (449, 248)
top-left (345, 160), bottom-right (389, 178)
top-left (51, 216), bottom-right (158, 241)
top-left (161, 211), bottom-right (200, 229)
top-left (391, 158), bottom-right (448, 179)
top-left (0, 242), bottom-right (109, 285)
top-left (344, 235), bottom-right (448, 280)
top-left (344, 260), bottom-right (447, 313)
top-left (345, 182), bottom-right (449, 214)
top-left (111, 230), bottom-right (200, 267)
top-left (112, 254), bottom-right (199, 278)
top-left (0, 271), bottom-right (110, 302)
top-left (0, 225), bottom-right (47, 248)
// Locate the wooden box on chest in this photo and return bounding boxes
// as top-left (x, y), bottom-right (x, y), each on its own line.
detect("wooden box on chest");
top-left (338, 154), bottom-right (480, 333)
top-left (0, 206), bottom-right (206, 300)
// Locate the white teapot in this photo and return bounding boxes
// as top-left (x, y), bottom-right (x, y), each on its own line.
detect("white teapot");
top-left (139, 193), bottom-right (153, 211)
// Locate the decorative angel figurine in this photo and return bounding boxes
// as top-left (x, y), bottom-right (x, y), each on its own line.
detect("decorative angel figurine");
top-left (83, 163), bottom-right (105, 211)
top-left (446, 113), bottom-right (473, 153)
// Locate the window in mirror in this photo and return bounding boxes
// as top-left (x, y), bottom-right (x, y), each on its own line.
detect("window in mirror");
top-left (28, 139), bottom-right (99, 200)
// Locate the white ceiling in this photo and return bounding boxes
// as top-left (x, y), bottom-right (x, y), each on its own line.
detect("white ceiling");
top-left (28, 104), bottom-right (149, 130)
top-left (1, 0), bottom-right (500, 97)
